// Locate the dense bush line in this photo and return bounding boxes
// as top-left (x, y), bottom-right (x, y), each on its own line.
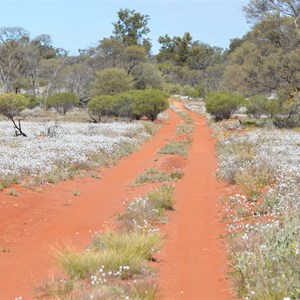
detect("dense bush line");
top-left (88, 89), bottom-right (169, 122)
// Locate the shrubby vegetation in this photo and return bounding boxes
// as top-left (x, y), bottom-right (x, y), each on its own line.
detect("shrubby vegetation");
top-left (88, 89), bottom-right (169, 122)
top-left (0, 93), bottom-right (29, 136)
top-left (46, 92), bottom-right (79, 116)
top-left (205, 91), bottom-right (244, 121)
top-left (186, 99), bottom-right (300, 300)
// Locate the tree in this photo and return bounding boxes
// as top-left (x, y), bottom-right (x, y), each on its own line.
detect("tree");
top-left (132, 63), bottom-right (164, 90)
top-left (123, 45), bottom-right (147, 74)
top-left (205, 91), bottom-right (244, 121)
top-left (90, 68), bottom-right (134, 96)
top-left (62, 61), bottom-right (94, 105)
top-left (98, 37), bottom-right (124, 68)
top-left (0, 26), bottom-right (30, 92)
top-left (223, 16), bottom-right (300, 98)
top-left (157, 32), bottom-right (193, 66)
top-left (46, 92), bottom-right (79, 116)
top-left (243, 0), bottom-right (300, 23)
top-left (112, 8), bottom-right (151, 50)
top-left (0, 93), bottom-right (29, 136)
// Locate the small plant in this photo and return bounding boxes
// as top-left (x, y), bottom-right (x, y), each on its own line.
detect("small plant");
top-left (177, 111), bottom-right (194, 124)
top-left (55, 246), bottom-right (145, 280)
top-left (90, 231), bottom-right (162, 261)
top-left (126, 280), bottom-right (159, 300)
top-left (134, 167), bottom-right (184, 186)
top-left (158, 139), bottom-right (191, 156)
top-left (0, 246), bottom-right (10, 253)
top-left (72, 191), bottom-right (80, 196)
top-left (6, 188), bottom-right (19, 197)
top-left (147, 183), bottom-right (175, 210)
top-left (176, 123), bottom-right (194, 134)
top-left (35, 277), bottom-right (77, 299)
top-left (118, 196), bottom-right (165, 231)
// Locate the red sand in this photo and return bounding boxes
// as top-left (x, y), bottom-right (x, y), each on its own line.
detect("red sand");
top-left (157, 102), bottom-right (233, 299)
top-left (0, 104), bottom-right (233, 299)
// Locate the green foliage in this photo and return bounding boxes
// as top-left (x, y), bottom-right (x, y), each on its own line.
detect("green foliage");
top-left (132, 63), bottom-right (164, 90)
top-left (182, 84), bottom-right (205, 99)
top-left (147, 183), bottom-right (175, 210)
top-left (231, 214), bottom-right (300, 299)
top-left (206, 91), bottom-right (244, 121)
top-left (246, 95), bottom-right (280, 118)
top-left (55, 247), bottom-right (144, 279)
top-left (158, 140), bottom-right (191, 156)
top-left (90, 231), bottom-right (162, 261)
top-left (90, 68), bottom-right (134, 96)
top-left (0, 93), bottom-right (29, 119)
top-left (132, 89), bottom-right (169, 121)
top-left (113, 90), bottom-right (139, 119)
top-left (112, 8), bottom-right (151, 50)
top-left (165, 83), bottom-right (182, 95)
top-left (46, 92), bottom-right (79, 116)
top-left (89, 89), bottom-right (168, 122)
top-left (23, 93), bottom-right (40, 109)
top-left (88, 95), bottom-right (114, 122)
top-left (134, 167), bottom-right (184, 186)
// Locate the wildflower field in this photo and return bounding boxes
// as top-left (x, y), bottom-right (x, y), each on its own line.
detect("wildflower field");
top-left (185, 99), bottom-right (300, 300)
top-left (0, 120), bottom-right (151, 188)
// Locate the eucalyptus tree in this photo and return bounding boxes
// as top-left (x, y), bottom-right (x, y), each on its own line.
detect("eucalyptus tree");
top-left (113, 8), bottom-right (151, 51)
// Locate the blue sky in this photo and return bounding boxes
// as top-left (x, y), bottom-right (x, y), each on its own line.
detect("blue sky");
top-left (0, 1), bottom-right (250, 55)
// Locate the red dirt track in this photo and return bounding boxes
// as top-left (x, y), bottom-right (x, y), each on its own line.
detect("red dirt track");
top-left (0, 102), bottom-right (233, 299)
top-left (158, 102), bottom-right (232, 299)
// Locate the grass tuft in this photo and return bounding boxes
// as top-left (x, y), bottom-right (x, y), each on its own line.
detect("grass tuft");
top-left (134, 167), bottom-right (184, 186)
top-left (90, 231), bottom-right (162, 261)
top-left (55, 246), bottom-right (145, 280)
top-left (158, 139), bottom-right (191, 156)
top-left (147, 183), bottom-right (175, 210)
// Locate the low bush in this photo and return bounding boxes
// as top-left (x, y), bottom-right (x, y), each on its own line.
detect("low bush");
top-left (132, 89), bottom-right (169, 121)
top-left (87, 89), bottom-right (169, 122)
top-left (206, 91), bottom-right (244, 121)
top-left (88, 95), bottom-right (115, 122)
top-left (246, 95), bottom-right (280, 119)
top-left (46, 92), bottom-right (79, 116)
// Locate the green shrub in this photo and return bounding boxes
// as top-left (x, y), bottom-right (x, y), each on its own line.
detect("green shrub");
top-left (23, 93), bottom-right (40, 109)
top-left (165, 83), bottom-right (182, 95)
top-left (274, 116), bottom-right (300, 129)
top-left (88, 95), bottom-right (114, 122)
top-left (90, 68), bottom-right (134, 96)
top-left (246, 95), bottom-right (280, 119)
top-left (114, 90), bottom-right (140, 119)
top-left (206, 91), bottom-right (244, 121)
top-left (46, 92), bottom-right (79, 116)
top-left (132, 89), bottom-right (169, 121)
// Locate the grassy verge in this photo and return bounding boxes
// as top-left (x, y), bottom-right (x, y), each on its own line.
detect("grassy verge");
top-left (37, 183), bottom-right (175, 299)
top-left (184, 100), bottom-right (300, 299)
